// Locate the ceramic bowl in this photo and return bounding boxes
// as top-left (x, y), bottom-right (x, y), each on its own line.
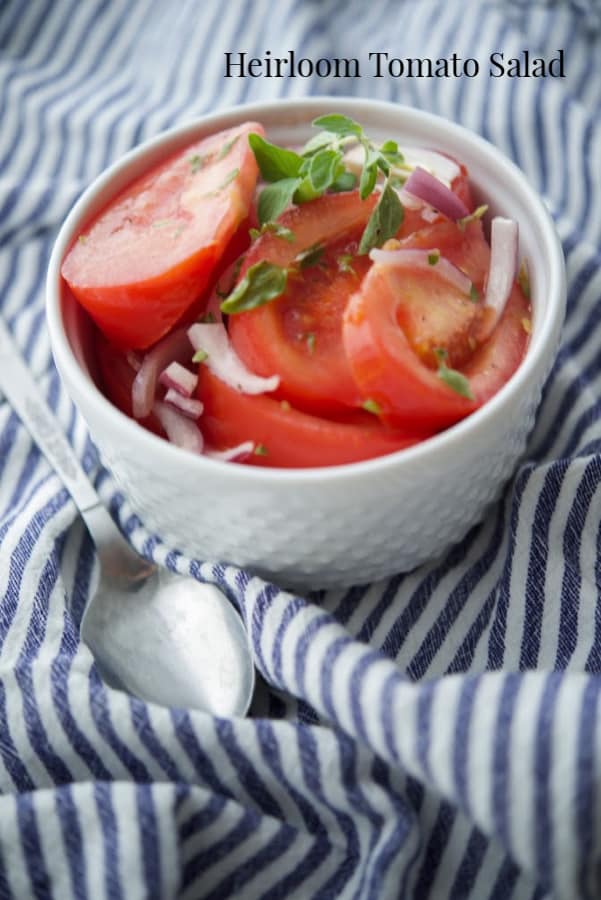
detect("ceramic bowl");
top-left (46, 98), bottom-right (566, 589)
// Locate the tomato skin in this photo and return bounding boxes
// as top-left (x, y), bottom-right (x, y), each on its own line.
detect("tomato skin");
top-left (227, 191), bottom-right (377, 414)
top-left (197, 368), bottom-right (421, 468)
top-left (62, 122), bottom-right (264, 349)
top-left (343, 266), bottom-right (477, 431)
top-left (343, 220), bottom-right (530, 432)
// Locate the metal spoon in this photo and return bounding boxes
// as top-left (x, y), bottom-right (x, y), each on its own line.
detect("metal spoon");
top-left (0, 314), bottom-right (255, 715)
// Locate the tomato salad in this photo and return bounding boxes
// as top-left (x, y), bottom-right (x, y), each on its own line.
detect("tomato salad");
top-left (62, 115), bottom-right (531, 468)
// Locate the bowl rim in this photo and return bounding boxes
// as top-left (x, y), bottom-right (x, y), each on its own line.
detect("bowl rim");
top-left (46, 96), bottom-right (566, 486)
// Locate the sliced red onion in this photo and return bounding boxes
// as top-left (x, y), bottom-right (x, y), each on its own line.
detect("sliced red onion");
top-left (398, 147), bottom-right (460, 186)
top-left (404, 167), bottom-right (469, 222)
top-left (480, 217), bottom-right (519, 340)
top-left (369, 247), bottom-right (473, 296)
top-left (420, 206), bottom-right (439, 223)
top-left (126, 350), bottom-right (142, 372)
top-left (188, 322), bottom-right (279, 394)
top-left (205, 441), bottom-right (255, 462)
top-left (159, 361), bottom-right (198, 397)
top-left (153, 401), bottom-right (204, 453)
top-left (164, 389), bottom-right (204, 419)
top-left (132, 328), bottom-right (192, 420)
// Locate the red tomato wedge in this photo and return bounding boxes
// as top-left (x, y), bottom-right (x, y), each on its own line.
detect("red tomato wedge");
top-left (227, 191), bottom-right (377, 414)
top-left (343, 220), bottom-right (530, 432)
top-left (197, 367), bottom-right (420, 468)
top-left (62, 122), bottom-right (264, 349)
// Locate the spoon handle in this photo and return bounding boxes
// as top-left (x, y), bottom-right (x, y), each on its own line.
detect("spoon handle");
top-left (0, 314), bottom-right (148, 576)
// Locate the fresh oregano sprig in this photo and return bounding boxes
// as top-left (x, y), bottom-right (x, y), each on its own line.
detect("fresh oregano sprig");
top-left (247, 115), bottom-right (405, 252)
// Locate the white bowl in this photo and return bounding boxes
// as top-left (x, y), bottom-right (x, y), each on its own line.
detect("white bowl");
top-left (46, 98), bottom-right (566, 589)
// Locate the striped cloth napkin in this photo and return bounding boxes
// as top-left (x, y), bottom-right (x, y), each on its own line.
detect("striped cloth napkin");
top-left (1, 1), bottom-right (600, 897)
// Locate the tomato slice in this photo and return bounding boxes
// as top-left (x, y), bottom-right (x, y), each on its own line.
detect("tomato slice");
top-left (197, 367), bottom-right (421, 468)
top-left (62, 122), bottom-right (264, 349)
top-left (343, 220), bottom-right (530, 431)
top-left (227, 191), bottom-right (377, 414)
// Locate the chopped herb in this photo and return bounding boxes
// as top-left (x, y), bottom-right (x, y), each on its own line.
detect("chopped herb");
top-left (434, 348), bottom-right (473, 399)
top-left (216, 255), bottom-right (245, 298)
top-left (296, 243), bottom-right (324, 270)
top-left (216, 168), bottom-right (239, 191)
top-left (427, 250), bottom-right (440, 266)
top-left (217, 135), bottom-right (239, 160)
top-left (521, 317), bottom-right (532, 334)
top-left (362, 398), bottom-right (382, 415)
top-left (305, 332), bottom-right (316, 354)
top-left (358, 179), bottom-right (404, 255)
top-left (249, 222), bottom-right (295, 242)
top-left (469, 284), bottom-right (480, 302)
top-left (152, 219), bottom-right (174, 229)
top-left (280, 400), bottom-right (291, 412)
top-left (457, 204), bottom-right (488, 232)
top-left (518, 258), bottom-right (531, 298)
top-left (192, 349), bottom-right (208, 364)
top-left (189, 154), bottom-right (205, 174)
top-left (337, 254), bottom-right (355, 274)
top-left (199, 312), bottom-right (215, 324)
top-left (220, 260), bottom-right (287, 314)
top-left (78, 234), bottom-right (87, 244)
top-left (254, 443), bottom-right (268, 456)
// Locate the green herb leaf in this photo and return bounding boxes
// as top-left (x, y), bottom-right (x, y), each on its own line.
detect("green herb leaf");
top-left (380, 140), bottom-right (404, 166)
top-left (358, 180), bottom-right (404, 255)
top-left (254, 443), bottom-right (268, 456)
top-left (257, 177), bottom-right (300, 225)
top-left (312, 114), bottom-right (363, 137)
top-left (199, 312), bottom-right (215, 324)
top-left (296, 244), bottom-right (324, 270)
top-left (189, 154), bottom-right (205, 174)
top-left (362, 398), bottom-right (382, 415)
top-left (248, 133), bottom-right (303, 181)
top-left (428, 250), bottom-right (440, 265)
top-left (330, 171), bottom-right (357, 192)
top-left (469, 284), bottom-right (479, 303)
top-left (305, 332), bottom-right (316, 354)
top-left (359, 162), bottom-right (378, 201)
top-left (220, 260), bottom-right (287, 314)
top-left (292, 176), bottom-right (320, 205)
top-left (308, 149), bottom-right (344, 193)
top-left (192, 349), bottom-right (208, 363)
top-left (301, 130), bottom-right (337, 158)
top-left (438, 367), bottom-right (474, 399)
top-left (434, 348), bottom-right (473, 399)
top-left (249, 222), bottom-right (296, 242)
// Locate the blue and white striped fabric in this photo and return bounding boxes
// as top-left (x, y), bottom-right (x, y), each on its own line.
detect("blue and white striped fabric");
top-left (1, 1), bottom-right (600, 897)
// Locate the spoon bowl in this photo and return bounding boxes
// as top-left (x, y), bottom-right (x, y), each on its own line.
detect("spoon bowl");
top-left (0, 313), bottom-right (255, 716)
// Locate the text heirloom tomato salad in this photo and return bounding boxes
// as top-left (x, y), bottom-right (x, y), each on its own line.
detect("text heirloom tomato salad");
top-left (61, 114), bottom-right (532, 468)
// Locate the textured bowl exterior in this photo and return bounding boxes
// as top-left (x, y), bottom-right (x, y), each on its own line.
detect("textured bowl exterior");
top-left (47, 99), bottom-right (566, 590)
